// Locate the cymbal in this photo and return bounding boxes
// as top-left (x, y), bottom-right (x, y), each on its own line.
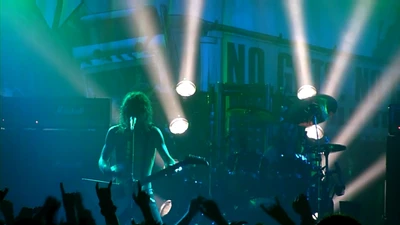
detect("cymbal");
top-left (310, 144), bottom-right (346, 153)
top-left (283, 94), bottom-right (338, 126)
top-left (228, 107), bottom-right (280, 123)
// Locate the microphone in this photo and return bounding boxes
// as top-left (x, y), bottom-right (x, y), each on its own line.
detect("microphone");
top-left (130, 117), bottom-right (137, 131)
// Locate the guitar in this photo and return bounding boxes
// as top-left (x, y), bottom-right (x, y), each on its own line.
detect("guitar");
top-left (82, 155), bottom-right (209, 187)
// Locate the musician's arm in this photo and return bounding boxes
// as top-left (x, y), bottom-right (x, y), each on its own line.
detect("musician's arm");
top-left (98, 127), bottom-right (116, 175)
top-left (153, 127), bottom-right (176, 167)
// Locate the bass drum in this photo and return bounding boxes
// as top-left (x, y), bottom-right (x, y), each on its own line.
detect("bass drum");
top-left (226, 151), bottom-right (269, 177)
top-left (223, 151), bottom-right (270, 198)
top-left (264, 154), bottom-right (312, 199)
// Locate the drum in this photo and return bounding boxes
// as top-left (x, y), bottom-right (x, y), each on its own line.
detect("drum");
top-left (267, 154), bottom-right (312, 179)
top-left (218, 151), bottom-right (270, 198)
top-left (226, 151), bottom-right (269, 178)
top-left (264, 154), bottom-right (312, 198)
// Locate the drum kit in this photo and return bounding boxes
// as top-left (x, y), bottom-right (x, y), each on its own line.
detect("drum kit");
top-left (212, 92), bottom-right (347, 217)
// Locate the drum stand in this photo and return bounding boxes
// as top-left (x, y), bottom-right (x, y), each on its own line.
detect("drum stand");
top-left (312, 116), bottom-right (334, 219)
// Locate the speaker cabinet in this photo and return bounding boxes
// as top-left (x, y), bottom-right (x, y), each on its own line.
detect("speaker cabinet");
top-left (0, 129), bottom-right (107, 212)
top-left (386, 135), bottom-right (400, 225)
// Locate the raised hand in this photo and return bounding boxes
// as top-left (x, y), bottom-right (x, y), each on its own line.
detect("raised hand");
top-left (60, 182), bottom-right (78, 224)
top-left (132, 181), bottom-right (162, 224)
top-left (293, 194), bottom-right (315, 225)
top-left (31, 206), bottom-right (43, 221)
top-left (32, 207), bottom-right (43, 215)
top-left (199, 199), bottom-right (228, 225)
top-left (95, 181), bottom-right (116, 216)
top-left (188, 196), bottom-right (205, 216)
top-left (260, 197), bottom-right (295, 225)
top-left (16, 207), bottom-right (33, 220)
top-left (0, 188), bottom-right (8, 202)
top-left (176, 197), bottom-right (205, 225)
top-left (74, 192), bottom-right (85, 211)
top-left (132, 181), bottom-right (151, 208)
top-left (292, 194), bottom-right (312, 216)
top-left (260, 197), bottom-right (283, 216)
top-left (78, 209), bottom-right (96, 225)
top-left (0, 199), bottom-right (15, 224)
top-left (60, 183), bottom-right (77, 208)
top-left (95, 181), bottom-right (113, 203)
top-left (41, 196), bottom-right (62, 225)
top-left (73, 192), bottom-right (96, 225)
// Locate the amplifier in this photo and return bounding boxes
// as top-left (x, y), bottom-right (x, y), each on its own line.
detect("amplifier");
top-left (388, 104), bottom-right (400, 136)
top-left (0, 97), bottom-right (111, 129)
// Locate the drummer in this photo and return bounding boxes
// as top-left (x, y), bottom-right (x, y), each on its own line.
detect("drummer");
top-left (264, 122), bottom-right (306, 162)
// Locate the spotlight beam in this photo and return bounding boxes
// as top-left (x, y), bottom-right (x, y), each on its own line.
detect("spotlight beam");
top-left (333, 153), bottom-right (386, 211)
top-left (330, 50), bottom-right (400, 166)
top-left (179, 0), bottom-right (204, 82)
top-left (283, 0), bottom-right (313, 88)
top-left (322, 0), bottom-right (375, 98)
top-left (129, 4), bottom-right (185, 122)
top-left (2, 12), bottom-right (86, 95)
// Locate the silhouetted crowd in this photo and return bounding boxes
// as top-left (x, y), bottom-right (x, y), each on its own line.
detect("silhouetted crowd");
top-left (0, 182), bottom-right (362, 225)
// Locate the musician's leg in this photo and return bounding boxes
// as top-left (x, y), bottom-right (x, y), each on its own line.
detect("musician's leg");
top-left (147, 189), bottom-right (163, 224)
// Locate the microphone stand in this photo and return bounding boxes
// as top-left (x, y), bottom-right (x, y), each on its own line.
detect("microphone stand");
top-left (130, 117), bottom-right (136, 209)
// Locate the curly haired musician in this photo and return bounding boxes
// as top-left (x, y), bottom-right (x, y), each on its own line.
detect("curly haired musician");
top-left (98, 91), bottom-right (176, 224)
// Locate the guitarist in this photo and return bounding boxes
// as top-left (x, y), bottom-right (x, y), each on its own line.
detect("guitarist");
top-left (98, 91), bottom-right (176, 224)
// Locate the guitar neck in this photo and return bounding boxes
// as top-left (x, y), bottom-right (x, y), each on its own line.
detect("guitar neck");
top-left (81, 156), bottom-right (207, 190)
top-left (140, 163), bottom-right (183, 185)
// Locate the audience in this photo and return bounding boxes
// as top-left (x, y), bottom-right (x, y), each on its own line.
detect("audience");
top-left (0, 184), bottom-right (361, 225)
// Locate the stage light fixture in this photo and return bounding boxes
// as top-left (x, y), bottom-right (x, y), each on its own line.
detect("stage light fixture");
top-left (169, 117), bottom-right (189, 134)
top-left (297, 85), bottom-right (317, 100)
top-left (159, 200), bottom-right (172, 217)
top-left (176, 80), bottom-right (196, 97)
top-left (305, 124), bottom-right (324, 140)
